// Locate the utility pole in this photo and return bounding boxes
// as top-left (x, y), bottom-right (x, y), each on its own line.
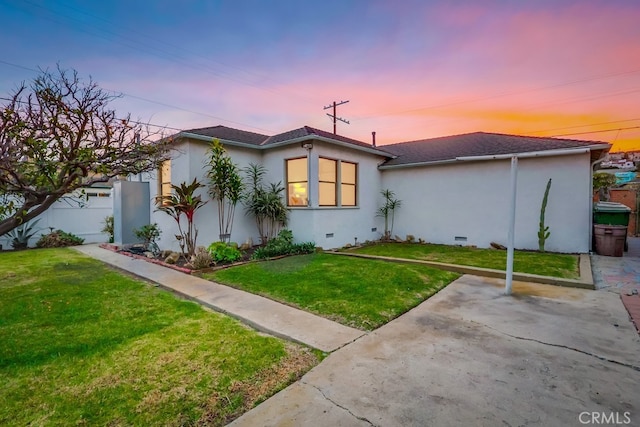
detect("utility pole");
top-left (324, 100), bottom-right (350, 134)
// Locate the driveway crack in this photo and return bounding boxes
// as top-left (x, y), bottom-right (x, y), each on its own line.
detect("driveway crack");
top-left (470, 320), bottom-right (640, 372)
top-left (301, 380), bottom-right (378, 426)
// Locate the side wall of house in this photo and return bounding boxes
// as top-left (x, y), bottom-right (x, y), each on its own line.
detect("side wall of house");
top-left (147, 140), bottom-right (262, 252)
top-left (380, 153), bottom-right (592, 253)
top-left (262, 141), bottom-right (385, 248)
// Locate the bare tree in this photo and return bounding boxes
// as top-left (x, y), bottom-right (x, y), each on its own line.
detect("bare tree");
top-left (0, 66), bottom-right (170, 236)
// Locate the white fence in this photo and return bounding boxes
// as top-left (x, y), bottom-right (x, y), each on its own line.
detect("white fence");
top-left (0, 188), bottom-right (113, 249)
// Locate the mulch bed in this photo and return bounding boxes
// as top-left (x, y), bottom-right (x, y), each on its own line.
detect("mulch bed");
top-left (99, 243), bottom-right (256, 274)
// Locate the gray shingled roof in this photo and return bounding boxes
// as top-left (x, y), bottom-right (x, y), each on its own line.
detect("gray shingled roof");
top-left (381, 132), bottom-right (609, 167)
top-left (182, 125), bottom-right (269, 145)
top-left (178, 127), bottom-right (607, 166)
top-left (180, 124), bottom-right (393, 155)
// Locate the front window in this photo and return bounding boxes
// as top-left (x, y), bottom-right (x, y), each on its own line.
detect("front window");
top-left (158, 159), bottom-right (171, 203)
top-left (287, 157), bottom-right (308, 206)
top-left (319, 158), bottom-right (337, 206)
top-left (341, 161), bottom-right (357, 206)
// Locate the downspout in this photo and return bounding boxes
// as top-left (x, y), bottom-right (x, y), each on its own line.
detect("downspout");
top-left (589, 157), bottom-right (607, 252)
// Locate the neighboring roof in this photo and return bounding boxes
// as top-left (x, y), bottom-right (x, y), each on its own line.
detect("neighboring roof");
top-left (380, 132), bottom-right (611, 168)
top-left (179, 125), bottom-right (394, 157)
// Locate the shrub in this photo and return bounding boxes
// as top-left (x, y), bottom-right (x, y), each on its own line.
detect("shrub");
top-left (189, 247), bottom-right (214, 270)
top-left (251, 229), bottom-right (315, 260)
top-left (6, 219), bottom-right (41, 250)
top-left (207, 241), bottom-right (242, 264)
top-left (134, 223), bottom-right (161, 249)
top-left (101, 215), bottom-right (114, 243)
top-left (36, 230), bottom-right (84, 248)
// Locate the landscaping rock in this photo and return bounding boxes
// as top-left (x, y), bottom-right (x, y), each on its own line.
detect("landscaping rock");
top-left (161, 250), bottom-right (173, 258)
top-left (394, 235), bottom-right (404, 243)
top-left (406, 234), bottom-right (415, 243)
top-left (164, 252), bottom-right (180, 264)
top-left (490, 242), bottom-right (507, 250)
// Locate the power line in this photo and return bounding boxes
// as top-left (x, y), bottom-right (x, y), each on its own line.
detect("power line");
top-left (0, 59), bottom-right (276, 134)
top-left (353, 68), bottom-right (640, 121)
top-left (13, 0), bottom-right (315, 105)
top-left (550, 126), bottom-right (640, 138)
top-left (528, 118), bottom-right (640, 135)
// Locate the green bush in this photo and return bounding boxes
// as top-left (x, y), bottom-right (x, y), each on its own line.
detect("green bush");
top-left (252, 229), bottom-right (315, 260)
top-left (207, 241), bottom-right (242, 264)
top-left (101, 215), bottom-right (114, 243)
top-left (134, 223), bottom-right (161, 249)
top-left (190, 247), bottom-right (214, 269)
top-left (36, 230), bottom-right (84, 248)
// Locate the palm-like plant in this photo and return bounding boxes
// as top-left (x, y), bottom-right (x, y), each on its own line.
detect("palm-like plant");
top-left (243, 164), bottom-right (288, 244)
top-left (206, 140), bottom-right (244, 243)
top-left (155, 179), bottom-right (206, 257)
top-left (377, 189), bottom-right (401, 240)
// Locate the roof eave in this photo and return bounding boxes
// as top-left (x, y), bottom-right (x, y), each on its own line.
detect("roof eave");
top-left (178, 132), bottom-right (262, 149)
top-left (265, 135), bottom-right (394, 157)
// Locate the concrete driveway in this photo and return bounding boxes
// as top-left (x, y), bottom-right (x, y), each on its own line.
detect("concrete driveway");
top-left (230, 275), bottom-right (640, 426)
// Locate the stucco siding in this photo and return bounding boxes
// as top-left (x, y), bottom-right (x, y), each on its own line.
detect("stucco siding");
top-left (263, 141), bottom-right (385, 248)
top-left (148, 140), bottom-right (263, 252)
top-left (380, 153), bottom-right (592, 253)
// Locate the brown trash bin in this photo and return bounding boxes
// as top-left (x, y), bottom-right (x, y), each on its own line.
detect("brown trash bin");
top-left (594, 224), bottom-right (627, 257)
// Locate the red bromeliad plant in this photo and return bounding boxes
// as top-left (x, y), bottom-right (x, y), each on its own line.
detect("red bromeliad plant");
top-left (155, 179), bottom-right (207, 258)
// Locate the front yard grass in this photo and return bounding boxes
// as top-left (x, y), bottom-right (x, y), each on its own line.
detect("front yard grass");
top-left (347, 242), bottom-right (580, 279)
top-left (0, 248), bottom-right (318, 427)
top-left (203, 253), bottom-right (460, 330)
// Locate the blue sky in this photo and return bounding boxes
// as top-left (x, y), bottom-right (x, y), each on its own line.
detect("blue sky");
top-left (1, 0), bottom-right (640, 150)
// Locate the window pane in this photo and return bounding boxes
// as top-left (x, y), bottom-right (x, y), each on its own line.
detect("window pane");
top-left (341, 184), bottom-right (356, 206)
top-left (288, 182), bottom-right (308, 206)
top-left (319, 182), bottom-right (336, 206)
top-left (341, 162), bottom-right (356, 184)
top-left (287, 158), bottom-right (307, 182)
top-left (159, 160), bottom-right (171, 198)
top-left (319, 158), bottom-right (336, 182)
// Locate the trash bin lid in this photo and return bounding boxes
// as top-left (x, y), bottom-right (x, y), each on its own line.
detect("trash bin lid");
top-left (594, 201), bottom-right (631, 212)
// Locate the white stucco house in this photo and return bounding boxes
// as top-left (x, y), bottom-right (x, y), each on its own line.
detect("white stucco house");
top-left (144, 125), bottom-right (610, 254)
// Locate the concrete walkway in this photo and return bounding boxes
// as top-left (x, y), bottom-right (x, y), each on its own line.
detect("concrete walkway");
top-left (591, 236), bottom-right (640, 333)
top-left (73, 245), bottom-right (364, 353)
top-left (229, 275), bottom-right (640, 426)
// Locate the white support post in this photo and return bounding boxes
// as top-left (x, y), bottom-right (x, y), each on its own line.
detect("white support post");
top-left (505, 155), bottom-right (518, 295)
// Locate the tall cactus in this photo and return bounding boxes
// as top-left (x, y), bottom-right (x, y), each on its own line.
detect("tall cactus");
top-left (538, 178), bottom-right (552, 252)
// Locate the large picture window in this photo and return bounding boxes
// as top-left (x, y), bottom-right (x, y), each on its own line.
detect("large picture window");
top-left (286, 157), bottom-right (308, 206)
top-left (319, 157), bottom-right (357, 207)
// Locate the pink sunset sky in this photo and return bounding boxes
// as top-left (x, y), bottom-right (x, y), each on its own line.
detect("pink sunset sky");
top-left (1, 0), bottom-right (639, 151)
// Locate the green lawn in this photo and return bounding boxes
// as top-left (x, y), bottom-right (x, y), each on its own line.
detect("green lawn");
top-left (0, 248), bottom-right (318, 427)
top-left (203, 253), bottom-right (460, 330)
top-left (347, 243), bottom-right (580, 279)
